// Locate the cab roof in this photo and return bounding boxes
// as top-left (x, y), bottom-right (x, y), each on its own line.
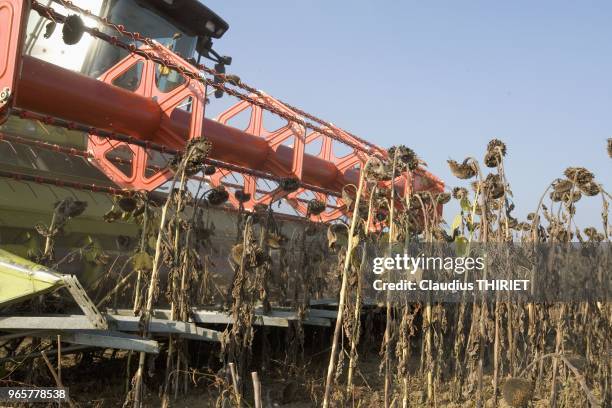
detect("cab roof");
top-left (136, 0), bottom-right (229, 39)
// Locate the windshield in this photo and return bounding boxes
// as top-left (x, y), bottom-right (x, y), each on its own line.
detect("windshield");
top-left (82, 0), bottom-right (197, 78)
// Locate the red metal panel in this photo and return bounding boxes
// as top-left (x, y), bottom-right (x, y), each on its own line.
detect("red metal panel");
top-left (87, 45), bottom-right (207, 189)
top-left (0, 0), bottom-right (29, 122)
top-left (17, 56), bottom-right (162, 138)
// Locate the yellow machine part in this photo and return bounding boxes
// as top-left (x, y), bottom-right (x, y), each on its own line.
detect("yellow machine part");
top-left (0, 248), bottom-right (64, 307)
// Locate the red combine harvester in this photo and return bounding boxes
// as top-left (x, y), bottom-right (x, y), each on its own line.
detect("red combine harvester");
top-left (0, 0), bottom-right (443, 222)
top-left (0, 0), bottom-right (444, 366)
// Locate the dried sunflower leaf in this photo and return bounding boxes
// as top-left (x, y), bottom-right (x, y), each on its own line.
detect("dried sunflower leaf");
top-left (451, 214), bottom-right (463, 232)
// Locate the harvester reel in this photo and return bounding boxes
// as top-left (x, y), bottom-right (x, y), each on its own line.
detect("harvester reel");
top-left (210, 94), bottom-right (368, 221)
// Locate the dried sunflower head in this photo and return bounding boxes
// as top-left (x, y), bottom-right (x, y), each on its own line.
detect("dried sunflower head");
top-left (409, 192), bottom-right (432, 209)
top-left (488, 199), bottom-right (502, 211)
top-left (186, 137), bottom-right (211, 157)
top-left (307, 199), bottom-right (326, 216)
top-left (564, 167), bottom-right (594, 185)
top-left (436, 192), bottom-right (451, 205)
top-left (168, 155), bottom-right (181, 173)
top-left (203, 165), bottom-right (216, 175)
top-left (484, 139), bottom-right (507, 168)
top-left (583, 227), bottom-right (604, 242)
top-left (452, 187), bottom-right (468, 200)
top-left (234, 190), bottom-right (251, 203)
top-left (484, 173), bottom-right (504, 199)
top-left (583, 227), bottom-right (598, 238)
top-left (170, 138), bottom-right (212, 175)
top-left (432, 227), bottom-right (455, 242)
top-left (207, 186), bottom-right (229, 205)
top-left (103, 207), bottom-right (123, 223)
top-left (506, 216), bottom-right (518, 229)
top-left (365, 157), bottom-right (389, 181)
top-left (380, 161), bottom-right (398, 180)
top-left (408, 195), bottom-right (422, 209)
top-left (230, 243), bottom-right (267, 269)
top-left (550, 189), bottom-right (582, 203)
top-left (62, 15), bottom-right (85, 45)
top-left (186, 139), bottom-right (212, 175)
top-left (280, 177), bottom-right (300, 192)
top-left (55, 197), bottom-right (88, 218)
top-left (550, 190), bottom-right (563, 202)
top-left (552, 229), bottom-right (573, 242)
top-left (552, 179), bottom-right (573, 194)
top-left (250, 247), bottom-right (268, 268)
top-left (447, 158), bottom-right (477, 180)
top-left (578, 181), bottom-right (600, 196)
top-left (518, 222), bottom-right (531, 231)
top-left (341, 186), bottom-right (355, 209)
top-left (388, 145), bottom-right (419, 171)
top-left (487, 138), bottom-right (507, 156)
top-left (565, 190), bottom-right (582, 203)
top-left (117, 196), bottom-right (138, 213)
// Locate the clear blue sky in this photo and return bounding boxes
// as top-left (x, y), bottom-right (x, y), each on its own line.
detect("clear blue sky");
top-left (205, 0), bottom-right (611, 229)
